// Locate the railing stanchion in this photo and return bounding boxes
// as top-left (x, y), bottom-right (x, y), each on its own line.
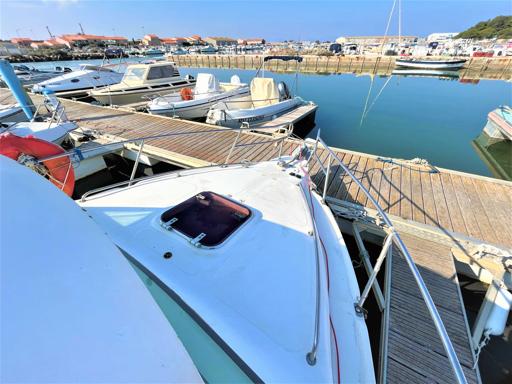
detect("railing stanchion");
top-left (129, 139), bottom-right (144, 186)
top-left (322, 154), bottom-right (332, 202)
top-left (225, 124), bottom-right (244, 164)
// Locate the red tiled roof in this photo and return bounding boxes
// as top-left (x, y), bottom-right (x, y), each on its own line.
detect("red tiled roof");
top-left (11, 37), bottom-right (33, 44)
top-left (59, 34), bottom-right (127, 42)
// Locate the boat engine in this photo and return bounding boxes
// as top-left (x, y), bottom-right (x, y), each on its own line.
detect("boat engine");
top-left (277, 82), bottom-right (291, 101)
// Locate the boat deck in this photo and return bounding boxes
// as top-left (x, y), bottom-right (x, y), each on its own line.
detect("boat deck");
top-left (3, 89), bottom-right (511, 383)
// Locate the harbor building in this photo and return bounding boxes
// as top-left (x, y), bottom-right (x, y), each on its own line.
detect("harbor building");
top-left (10, 38), bottom-right (34, 47)
top-left (237, 38), bottom-right (266, 45)
top-left (203, 36), bottom-right (237, 47)
top-left (142, 34), bottom-right (162, 46)
top-left (427, 32), bottom-right (460, 42)
top-left (336, 35), bottom-right (418, 45)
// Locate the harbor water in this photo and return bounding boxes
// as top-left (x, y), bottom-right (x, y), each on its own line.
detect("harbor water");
top-left (21, 58), bottom-right (511, 179)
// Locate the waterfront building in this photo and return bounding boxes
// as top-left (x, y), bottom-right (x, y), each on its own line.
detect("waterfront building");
top-left (204, 37), bottom-right (237, 47)
top-left (0, 41), bottom-right (23, 56)
top-left (10, 38), bottom-right (34, 47)
top-left (142, 34), bottom-right (162, 46)
top-left (427, 32), bottom-right (460, 42)
top-left (237, 38), bottom-right (266, 45)
top-left (336, 35), bottom-right (418, 46)
top-left (55, 34), bottom-right (128, 48)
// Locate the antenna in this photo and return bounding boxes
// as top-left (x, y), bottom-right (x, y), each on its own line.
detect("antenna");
top-left (78, 23), bottom-right (85, 35)
top-left (46, 26), bottom-right (54, 39)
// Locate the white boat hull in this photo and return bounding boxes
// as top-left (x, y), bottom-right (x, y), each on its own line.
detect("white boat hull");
top-left (90, 80), bottom-right (196, 106)
top-left (206, 97), bottom-right (304, 128)
top-left (148, 86), bottom-right (250, 120)
top-left (395, 59), bottom-right (466, 70)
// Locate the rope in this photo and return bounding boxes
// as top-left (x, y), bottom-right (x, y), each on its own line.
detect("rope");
top-left (472, 332), bottom-right (490, 370)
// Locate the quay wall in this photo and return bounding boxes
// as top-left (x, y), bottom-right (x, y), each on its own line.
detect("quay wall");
top-left (167, 54), bottom-right (512, 81)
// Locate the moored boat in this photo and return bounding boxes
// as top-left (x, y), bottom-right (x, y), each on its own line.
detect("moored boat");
top-left (78, 143), bottom-right (376, 383)
top-left (0, 156), bottom-right (202, 383)
top-left (206, 55), bottom-right (316, 129)
top-left (32, 64), bottom-right (123, 98)
top-left (483, 105), bottom-right (512, 141)
top-left (395, 58), bottom-right (467, 70)
top-left (147, 73), bottom-right (249, 119)
top-left (89, 61), bottom-right (195, 106)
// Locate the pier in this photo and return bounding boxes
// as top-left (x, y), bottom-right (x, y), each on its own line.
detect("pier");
top-left (166, 54), bottom-right (512, 82)
top-left (2, 89), bottom-right (511, 383)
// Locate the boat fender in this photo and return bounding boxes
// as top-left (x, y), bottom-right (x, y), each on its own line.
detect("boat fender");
top-left (0, 133), bottom-right (75, 196)
top-left (180, 88), bottom-right (194, 101)
top-left (485, 285), bottom-right (512, 336)
top-left (277, 81), bottom-right (291, 101)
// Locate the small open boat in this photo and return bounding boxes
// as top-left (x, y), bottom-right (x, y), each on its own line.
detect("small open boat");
top-left (32, 64), bottom-right (123, 98)
top-left (395, 58), bottom-right (467, 70)
top-left (89, 61), bottom-right (195, 106)
top-left (147, 73), bottom-right (249, 119)
top-left (206, 56), bottom-right (316, 129)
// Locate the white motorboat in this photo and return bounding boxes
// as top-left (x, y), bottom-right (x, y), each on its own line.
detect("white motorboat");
top-left (32, 64), bottom-right (123, 98)
top-left (395, 58), bottom-right (467, 70)
top-left (0, 103), bottom-right (26, 122)
top-left (78, 144), bottom-right (375, 383)
top-left (0, 156), bottom-right (202, 383)
top-left (0, 64), bottom-right (72, 88)
top-left (147, 73), bottom-right (249, 119)
top-left (206, 56), bottom-right (316, 129)
top-left (0, 93), bottom-right (76, 144)
top-left (89, 61), bottom-right (195, 106)
top-left (483, 105), bottom-right (512, 141)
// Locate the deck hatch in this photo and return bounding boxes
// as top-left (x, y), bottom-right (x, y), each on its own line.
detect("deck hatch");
top-left (160, 191), bottom-right (251, 247)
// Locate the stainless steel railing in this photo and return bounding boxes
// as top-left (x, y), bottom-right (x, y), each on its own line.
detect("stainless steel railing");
top-left (308, 132), bottom-right (467, 384)
top-left (67, 122), bottom-right (295, 201)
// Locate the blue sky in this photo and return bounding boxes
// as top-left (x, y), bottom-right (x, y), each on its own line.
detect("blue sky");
top-left (1, 0), bottom-right (510, 41)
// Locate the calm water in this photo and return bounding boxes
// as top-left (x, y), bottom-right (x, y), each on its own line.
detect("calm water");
top-left (24, 58), bottom-right (512, 178)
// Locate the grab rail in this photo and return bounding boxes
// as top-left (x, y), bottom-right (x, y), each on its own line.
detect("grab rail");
top-left (71, 122), bottom-right (295, 201)
top-left (309, 132), bottom-right (467, 384)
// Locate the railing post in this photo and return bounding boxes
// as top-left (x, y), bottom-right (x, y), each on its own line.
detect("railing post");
top-left (322, 154), bottom-right (332, 202)
top-left (129, 139), bottom-right (144, 186)
top-left (225, 124), bottom-right (244, 164)
top-left (355, 232), bottom-right (394, 316)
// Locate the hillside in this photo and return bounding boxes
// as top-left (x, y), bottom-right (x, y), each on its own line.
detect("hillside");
top-left (456, 16), bottom-right (512, 39)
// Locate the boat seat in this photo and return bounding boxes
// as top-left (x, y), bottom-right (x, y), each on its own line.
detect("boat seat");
top-left (250, 78), bottom-right (279, 108)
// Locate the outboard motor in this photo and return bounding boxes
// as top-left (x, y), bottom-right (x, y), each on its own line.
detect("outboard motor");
top-left (277, 81), bottom-right (291, 101)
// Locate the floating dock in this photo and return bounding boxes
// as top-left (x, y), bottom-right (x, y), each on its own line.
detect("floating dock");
top-left (2, 89), bottom-right (511, 383)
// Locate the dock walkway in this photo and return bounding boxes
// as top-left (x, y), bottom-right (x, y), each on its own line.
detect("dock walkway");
top-left (3, 90), bottom-right (511, 383)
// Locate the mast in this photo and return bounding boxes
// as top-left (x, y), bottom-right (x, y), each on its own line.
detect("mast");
top-left (398, 0), bottom-right (402, 51)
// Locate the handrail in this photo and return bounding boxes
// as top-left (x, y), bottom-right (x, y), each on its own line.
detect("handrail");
top-left (77, 122), bottom-right (295, 201)
top-left (310, 133), bottom-right (468, 384)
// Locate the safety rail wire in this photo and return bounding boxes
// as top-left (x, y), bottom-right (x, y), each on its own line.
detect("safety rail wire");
top-left (309, 132), bottom-right (467, 384)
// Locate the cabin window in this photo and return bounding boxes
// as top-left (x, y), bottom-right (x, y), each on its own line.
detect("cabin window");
top-left (124, 68), bottom-right (146, 81)
top-left (160, 192), bottom-right (251, 247)
top-left (71, 78), bottom-right (80, 83)
top-left (147, 66), bottom-right (175, 80)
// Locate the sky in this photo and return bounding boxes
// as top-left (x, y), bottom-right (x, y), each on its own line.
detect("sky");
top-left (0, 0), bottom-right (510, 41)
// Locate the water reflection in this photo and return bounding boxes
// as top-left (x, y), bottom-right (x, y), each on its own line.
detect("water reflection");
top-left (472, 132), bottom-right (512, 181)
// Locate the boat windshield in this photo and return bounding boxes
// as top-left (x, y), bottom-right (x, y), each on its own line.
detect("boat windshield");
top-left (123, 67), bottom-right (146, 82)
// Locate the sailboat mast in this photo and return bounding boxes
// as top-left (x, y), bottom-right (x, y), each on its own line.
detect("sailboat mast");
top-left (398, 0), bottom-right (402, 52)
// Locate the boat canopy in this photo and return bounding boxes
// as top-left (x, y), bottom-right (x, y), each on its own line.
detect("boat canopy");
top-left (194, 73), bottom-right (220, 97)
top-left (250, 78), bottom-right (279, 107)
top-left (263, 55), bottom-right (303, 62)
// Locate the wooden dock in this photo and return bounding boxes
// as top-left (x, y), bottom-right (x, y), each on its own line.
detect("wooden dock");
top-left (3, 89), bottom-right (511, 383)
